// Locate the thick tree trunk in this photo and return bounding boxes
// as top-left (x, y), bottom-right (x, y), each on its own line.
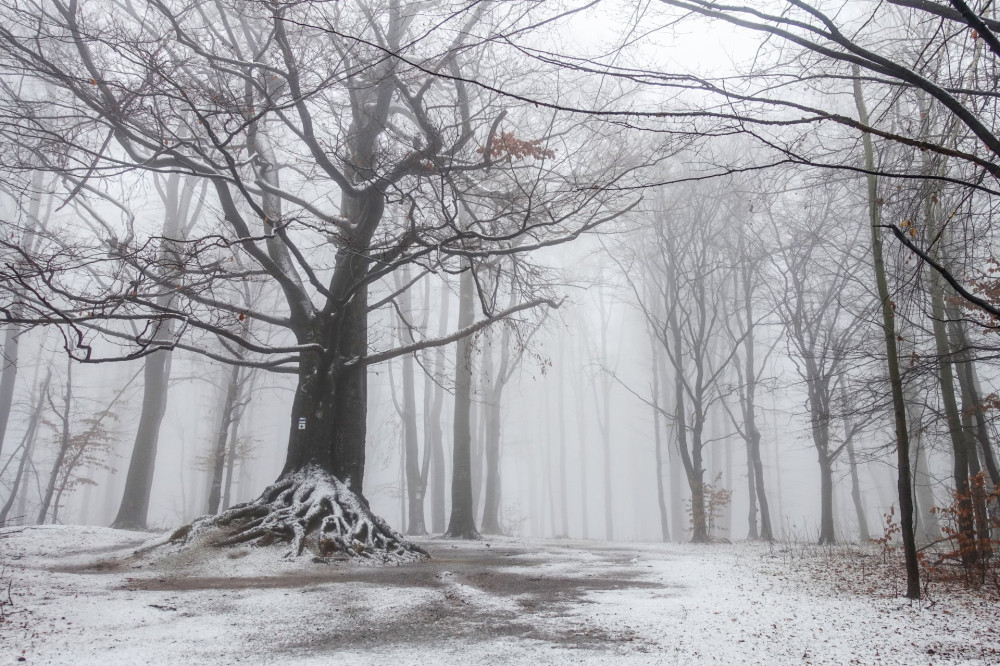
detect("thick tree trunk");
top-left (445, 266), bottom-right (478, 539)
top-left (112, 347), bottom-right (172, 529)
top-left (329, 293), bottom-right (368, 492)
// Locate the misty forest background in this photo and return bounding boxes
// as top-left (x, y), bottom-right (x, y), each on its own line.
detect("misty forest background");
top-left (1, 0), bottom-right (999, 598)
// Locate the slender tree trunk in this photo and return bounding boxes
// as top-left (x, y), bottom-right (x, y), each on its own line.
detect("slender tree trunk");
top-left (392, 271), bottom-right (427, 536)
top-left (402, 348), bottom-right (426, 535)
top-left (928, 270), bottom-right (978, 566)
top-left (38, 358), bottom-right (72, 524)
top-left (480, 398), bottom-right (503, 534)
top-left (445, 265), bottom-right (478, 539)
top-left (557, 342), bottom-right (569, 538)
top-left (595, 291), bottom-right (615, 541)
top-left (207, 364), bottom-right (242, 515)
top-left (221, 394), bottom-right (245, 512)
top-left (913, 439), bottom-right (940, 546)
top-left (845, 435), bottom-right (870, 542)
top-left (669, 309), bottom-right (707, 542)
top-left (854, 69), bottom-right (920, 598)
top-left (810, 391), bottom-right (837, 546)
top-left (841, 378), bottom-right (870, 543)
top-left (739, 260), bottom-right (773, 541)
top-left (576, 359), bottom-right (589, 539)
top-left (0, 370), bottom-right (51, 525)
top-left (650, 337), bottom-right (671, 542)
top-left (427, 277), bottom-right (450, 533)
top-left (817, 455), bottom-right (835, 545)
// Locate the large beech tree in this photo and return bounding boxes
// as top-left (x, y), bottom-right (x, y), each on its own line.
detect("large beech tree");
top-left (0, 0), bottom-right (633, 556)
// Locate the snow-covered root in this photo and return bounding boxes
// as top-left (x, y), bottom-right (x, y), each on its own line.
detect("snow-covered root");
top-left (169, 466), bottom-right (427, 563)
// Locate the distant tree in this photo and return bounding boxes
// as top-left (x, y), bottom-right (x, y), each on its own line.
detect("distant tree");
top-left (623, 179), bottom-right (744, 543)
top-left (770, 185), bottom-right (871, 545)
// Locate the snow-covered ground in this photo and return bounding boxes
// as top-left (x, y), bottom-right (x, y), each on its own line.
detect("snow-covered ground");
top-left (1, 526), bottom-right (997, 665)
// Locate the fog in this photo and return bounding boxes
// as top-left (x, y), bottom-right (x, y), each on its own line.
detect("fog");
top-left (0, 0), bottom-right (994, 570)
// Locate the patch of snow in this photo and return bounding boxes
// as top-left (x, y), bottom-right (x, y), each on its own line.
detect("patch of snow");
top-left (2, 527), bottom-right (998, 664)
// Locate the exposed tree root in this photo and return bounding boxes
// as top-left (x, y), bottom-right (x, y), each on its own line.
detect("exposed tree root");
top-left (169, 466), bottom-right (427, 563)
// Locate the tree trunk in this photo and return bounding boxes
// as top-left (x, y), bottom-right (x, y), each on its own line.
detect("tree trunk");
top-left (576, 366), bottom-right (590, 539)
top-left (445, 265), bottom-right (478, 539)
top-left (738, 254), bottom-right (773, 541)
top-left (0, 324), bottom-right (21, 464)
top-left (0, 370), bottom-right (51, 525)
top-left (393, 271), bottom-right (427, 536)
top-left (746, 437), bottom-right (759, 541)
top-left (207, 364), bottom-right (242, 515)
top-left (928, 254), bottom-right (977, 566)
top-left (948, 310), bottom-right (1000, 487)
top-left (112, 347), bottom-right (172, 529)
top-left (817, 456), bottom-right (835, 545)
top-left (650, 337), bottom-right (671, 542)
top-left (595, 290), bottom-right (615, 541)
top-left (112, 172), bottom-right (192, 530)
top-left (426, 278), bottom-right (450, 534)
top-left (402, 347), bottom-right (426, 535)
top-left (854, 69), bottom-right (920, 598)
top-left (0, 170), bottom-right (45, 463)
top-left (38, 358), bottom-right (72, 524)
top-left (480, 366), bottom-right (503, 534)
top-left (670, 314), bottom-right (707, 542)
top-left (557, 342), bottom-right (569, 538)
top-left (912, 439), bottom-right (940, 546)
top-left (221, 390), bottom-right (245, 512)
top-left (846, 438), bottom-right (869, 542)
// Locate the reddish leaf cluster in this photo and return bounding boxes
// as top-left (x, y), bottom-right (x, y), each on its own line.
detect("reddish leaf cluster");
top-left (478, 131), bottom-right (555, 161)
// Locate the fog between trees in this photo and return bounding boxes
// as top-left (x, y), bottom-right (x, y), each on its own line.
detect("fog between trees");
top-left (1, 0), bottom-right (1000, 597)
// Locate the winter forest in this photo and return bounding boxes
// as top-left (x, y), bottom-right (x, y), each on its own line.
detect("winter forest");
top-left (2, 0), bottom-right (1000, 664)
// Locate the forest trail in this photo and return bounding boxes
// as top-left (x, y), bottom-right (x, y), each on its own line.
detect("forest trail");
top-left (2, 526), bottom-right (997, 665)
